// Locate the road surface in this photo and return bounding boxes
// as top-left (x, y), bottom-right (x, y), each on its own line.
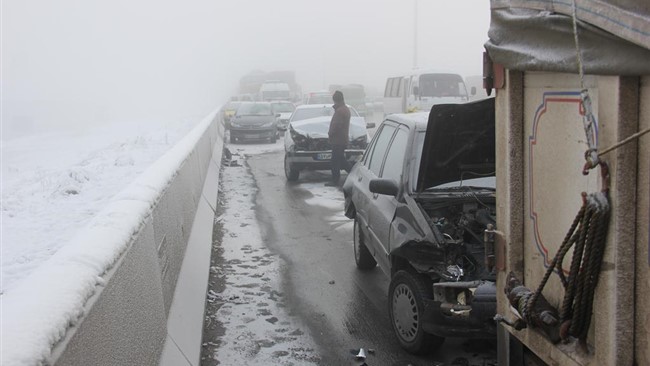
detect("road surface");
top-left (201, 118), bottom-right (497, 366)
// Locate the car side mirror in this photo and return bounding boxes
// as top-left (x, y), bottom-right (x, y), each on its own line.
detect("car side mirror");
top-left (369, 178), bottom-right (399, 196)
top-left (276, 113), bottom-right (281, 117)
top-left (366, 122), bottom-right (375, 129)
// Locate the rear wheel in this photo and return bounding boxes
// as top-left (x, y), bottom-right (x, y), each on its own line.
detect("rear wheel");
top-left (284, 154), bottom-right (299, 181)
top-left (353, 218), bottom-right (376, 270)
top-left (388, 270), bottom-right (445, 354)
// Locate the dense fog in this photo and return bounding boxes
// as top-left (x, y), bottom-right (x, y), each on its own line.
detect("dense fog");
top-left (2, 1), bottom-right (489, 139)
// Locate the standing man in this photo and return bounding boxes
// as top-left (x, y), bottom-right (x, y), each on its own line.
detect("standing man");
top-left (326, 90), bottom-right (351, 186)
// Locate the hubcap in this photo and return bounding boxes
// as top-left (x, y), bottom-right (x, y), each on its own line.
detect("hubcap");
top-left (392, 283), bottom-right (419, 342)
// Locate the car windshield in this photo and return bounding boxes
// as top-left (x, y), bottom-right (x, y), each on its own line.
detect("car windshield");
top-left (419, 73), bottom-right (467, 98)
top-left (291, 106), bottom-right (359, 122)
top-left (236, 103), bottom-right (272, 116)
top-left (272, 103), bottom-right (295, 113)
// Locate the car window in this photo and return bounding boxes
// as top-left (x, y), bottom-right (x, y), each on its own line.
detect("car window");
top-left (291, 107), bottom-right (332, 121)
top-left (290, 105), bottom-right (358, 122)
top-left (236, 103), bottom-right (272, 116)
top-left (272, 103), bottom-right (295, 113)
top-left (381, 127), bottom-right (408, 182)
top-left (367, 124), bottom-right (396, 176)
top-left (412, 131), bottom-right (426, 191)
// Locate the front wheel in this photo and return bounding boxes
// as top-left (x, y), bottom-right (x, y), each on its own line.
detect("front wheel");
top-left (284, 154), bottom-right (299, 181)
top-left (388, 270), bottom-right (444, 354)
top-left (353, 218), bottom-right (376, 270)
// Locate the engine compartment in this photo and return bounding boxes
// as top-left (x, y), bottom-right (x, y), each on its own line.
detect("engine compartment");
top-left (418, 198), bottom-right (497, 281)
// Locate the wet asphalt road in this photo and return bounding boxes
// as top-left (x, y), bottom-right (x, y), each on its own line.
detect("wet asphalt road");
top-left (201, 111), bottom-right (497, 365)
top-left (245, 150), bottom-right (495, 365)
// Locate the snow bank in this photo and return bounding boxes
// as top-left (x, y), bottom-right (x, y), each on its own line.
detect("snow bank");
top-left (1, 109), bottom-right (223, 365)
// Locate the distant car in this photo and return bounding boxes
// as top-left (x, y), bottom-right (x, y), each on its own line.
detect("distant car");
top-left (271, 101), bottom-right (296, 132)
top-left (342, 98), bottom-right (497, 354)
top-left (284, 104), bottom-right (368, 181)
top-left (229, 102), bottom-right (278, 143)
top-left (221, 101), bottom-right (241, 129)
top-left (304, 91), bottom-right (332, 104)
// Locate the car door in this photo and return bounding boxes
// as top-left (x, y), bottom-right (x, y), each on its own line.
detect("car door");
top-left (366, 125), bottom-right (410, 272)
top-left (352, 123), bottom-right (397, 260)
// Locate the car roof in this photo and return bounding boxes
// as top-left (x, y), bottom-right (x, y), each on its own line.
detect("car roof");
top-left (384, 112), bottom-right (430, 130)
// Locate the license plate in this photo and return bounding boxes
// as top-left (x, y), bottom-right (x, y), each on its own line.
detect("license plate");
top-left (315, 153), bottom-right (332, 160)
top-left (245, 134), bottom-right (260, 139)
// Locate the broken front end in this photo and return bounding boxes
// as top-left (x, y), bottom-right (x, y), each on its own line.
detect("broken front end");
top-left (392, 195), bottom-right (498, 338)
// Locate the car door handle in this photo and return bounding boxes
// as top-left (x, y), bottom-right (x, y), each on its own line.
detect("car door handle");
top-left (357, 176), bottom-right (363, 182)
top-left (372, 193), bottom-right (379, 199)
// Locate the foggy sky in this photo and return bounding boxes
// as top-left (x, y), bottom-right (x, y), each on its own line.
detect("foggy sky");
top-left (2, 1), bottom-right (490, 139)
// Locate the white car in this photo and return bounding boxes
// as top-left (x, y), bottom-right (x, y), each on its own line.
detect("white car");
top-left (283, 104), bottom-right (368, 181)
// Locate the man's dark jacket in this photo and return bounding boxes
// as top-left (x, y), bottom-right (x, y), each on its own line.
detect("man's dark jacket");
top-left (328, 102), bottom-right (351, 146)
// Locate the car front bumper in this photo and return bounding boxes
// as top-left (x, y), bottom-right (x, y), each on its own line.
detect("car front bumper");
top-left (285, 149), bottom-right (364, 170)
top-left (422, 280), bottom-right (496, 338)
top-left (230, 127), bottom-right (276, 141)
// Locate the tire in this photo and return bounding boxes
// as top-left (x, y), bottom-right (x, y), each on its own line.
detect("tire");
top-left (284, 154), bottom-right (299, 181)
top-left (388, 270), bottom-right (445, 354)
top-left (271, 134), bottom-right (277, 143)
top-left (229, 134), bottom-right (236, 144)
top-left (353, 218), bottom-right (376, 270)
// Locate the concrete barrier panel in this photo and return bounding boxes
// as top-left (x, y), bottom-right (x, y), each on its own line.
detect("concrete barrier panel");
top-left (48, 111), bottom-right (224, 366)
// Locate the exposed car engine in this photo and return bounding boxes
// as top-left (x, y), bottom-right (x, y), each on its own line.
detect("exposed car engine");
top-left (418, 199), bottom-right (497, 281)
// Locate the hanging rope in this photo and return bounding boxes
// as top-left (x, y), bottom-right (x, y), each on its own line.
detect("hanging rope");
top-left (522, 190), bottom-right (610, 342)
top-left (521, 3), bottom-right (612, 343)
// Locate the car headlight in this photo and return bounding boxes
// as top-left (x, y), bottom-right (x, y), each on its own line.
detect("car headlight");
top-left (261, 121), bottom-right (274, 128)
top-left (230, 121), bottom-right (241, 128)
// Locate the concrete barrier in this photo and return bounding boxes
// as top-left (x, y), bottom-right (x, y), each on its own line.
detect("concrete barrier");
top-left (50, 111), bottom-right (225, 365)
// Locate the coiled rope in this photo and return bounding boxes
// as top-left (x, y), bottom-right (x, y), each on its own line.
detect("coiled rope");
top-left (521, 189), bottom-right (610, 342)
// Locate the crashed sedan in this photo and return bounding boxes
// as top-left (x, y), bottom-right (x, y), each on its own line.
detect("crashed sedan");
top-left (284, 104), bottom-right (368, 181)
top-left (342, 97), bottom-right (496, 354)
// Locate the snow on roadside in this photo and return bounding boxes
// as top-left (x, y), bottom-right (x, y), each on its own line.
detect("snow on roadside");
top-left (205, 150), bottom-right (321, 365)
top-left (1, 110), bottom-right (219, 365)
top-left (1, 120), bottom-right (197, 292)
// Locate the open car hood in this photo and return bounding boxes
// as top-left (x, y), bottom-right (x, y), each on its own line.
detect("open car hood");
top-left (290, 116), bottom-right (367, 140)
top-left (416, 97), bottom-right (495, 192)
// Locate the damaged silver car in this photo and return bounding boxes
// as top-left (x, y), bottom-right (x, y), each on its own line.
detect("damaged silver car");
top-left (342, 97), bottom-right (496, 354)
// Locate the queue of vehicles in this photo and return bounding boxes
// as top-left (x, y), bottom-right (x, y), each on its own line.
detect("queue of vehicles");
top-left (220, 69), bottom-right (500, 354)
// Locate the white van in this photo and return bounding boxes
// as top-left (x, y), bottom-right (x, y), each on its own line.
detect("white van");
top-left (383, 71), bottom-right (471, 115)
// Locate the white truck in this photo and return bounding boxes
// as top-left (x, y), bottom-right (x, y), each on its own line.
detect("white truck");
top-left (483, 1), bottom-right (650, 365)
top-left (259, 80), bottom-right (291, 101)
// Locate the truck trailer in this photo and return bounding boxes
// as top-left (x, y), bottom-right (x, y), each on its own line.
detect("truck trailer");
top-left (484, 1), bottom-right (650, 365)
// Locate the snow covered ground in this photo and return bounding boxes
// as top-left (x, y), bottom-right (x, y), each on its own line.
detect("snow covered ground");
top-left (1, 112), bottom-right (218, 365)
top-left (204, 141), bottom-right (322, 365)
top-left (1, 119), bottom-right (205, 293)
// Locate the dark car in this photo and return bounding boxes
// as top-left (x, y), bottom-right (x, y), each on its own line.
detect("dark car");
top-left (229, 102), bottom-right (278, 143)
top-left (342, 98), bottom-right (496, 354)
top-left (283, 104), bottom-right (368, 181)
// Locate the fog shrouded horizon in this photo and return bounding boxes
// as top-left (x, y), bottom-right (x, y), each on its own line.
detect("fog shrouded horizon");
top-left (2, 0), bottom-right (490, 139)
